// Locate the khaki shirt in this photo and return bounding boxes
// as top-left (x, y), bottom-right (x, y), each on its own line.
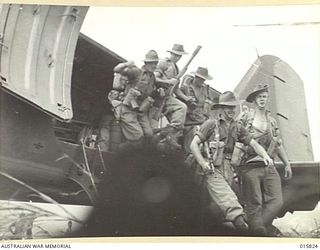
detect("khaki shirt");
top-left (237, 109), bottom-right (280, 159)
top-left (180, 75), bottom-right (219, 122)
top-left (196, 117), bottom-right (253, 154)
top-left (136, 66), bottom-right (156, 102)
top-left (162, 58), bottom-right (179, 79)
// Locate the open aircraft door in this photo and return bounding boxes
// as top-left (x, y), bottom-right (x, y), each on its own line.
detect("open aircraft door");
top-left (0, 5), bottom-right (97, 204)
top-left (0, 4), bottom-right (88, 120)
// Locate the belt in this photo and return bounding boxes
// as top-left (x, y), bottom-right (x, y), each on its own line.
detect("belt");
top-left (241, 161), bottom-right (269, 169)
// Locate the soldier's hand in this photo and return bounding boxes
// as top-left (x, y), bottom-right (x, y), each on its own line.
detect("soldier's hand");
top-left (185, 96), bottom-right (196, 103)
top-left (201, 160), bottom-right (214, 174)
top-left (168, 78), bottom-right (179, 86)
top-left (284, 164), bottom-right (292, 180)
top-left (158, 88), bottom-right (166, 97)
top-left (263, 156), bottom-right (274, 167)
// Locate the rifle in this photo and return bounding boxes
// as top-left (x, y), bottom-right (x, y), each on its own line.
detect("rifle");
top-left (153, 45), bottom-right (202, 121)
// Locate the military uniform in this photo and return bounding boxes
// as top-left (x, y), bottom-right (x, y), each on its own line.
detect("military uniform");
top-left (237, 108), bottom-right (283, 233)
top-left (236, 83), bottom-right (292, 235)
top-left (195, 116), bottom-right (253, 222)
top-left (155, 58), bottom-right (187, 130)
top-left (162, 57), bottom-right (179, 79)
top-left (180, 75), bottom-right (217, 123)
top-left (178, 67), bottom-right (218, 153)
top-left (127, 65), bottom-right (156, 138)
top-left (108, 61), bottom-right (155, 142)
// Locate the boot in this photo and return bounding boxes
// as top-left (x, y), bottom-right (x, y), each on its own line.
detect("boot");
top-left (165, 126), bottom-right (183, 151)
top-left (165, 134), bottom-right (182, 151)
top-left (265, 224), bottom-right (282, 237)
top-left (233, 215), bottom-right (249, 232)
top-left (250, 226), bottom-right (268, 236)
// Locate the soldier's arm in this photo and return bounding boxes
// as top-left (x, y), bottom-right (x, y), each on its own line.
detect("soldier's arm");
top-left (190, 119), bottom-right (216, 171)
top-left (269, 116), bottom-right (292, 178)
top-left (238, 123), bottom-right (273, 166)
top-left (249, 139), bottom-right (274, 166)
top-left (277, 145), bottom-right (292, 179)
top-left (113, 61), bottom-right (134, 73)
top-left (175, 87), bottom-right (193, 103)
top-left (175, 75), bottom-right (195, 103)
top-left (190, 135), bottom-right (211, 171)
top-left (154, 71), bottom-right (178, 89)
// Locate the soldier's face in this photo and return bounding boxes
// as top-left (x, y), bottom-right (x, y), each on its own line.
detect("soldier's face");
top-left (222, 106), bottom-right (236, 120)
top-left (255, 91), bottom-right (269, 109)
top-left (194, 76), bottom-right (205, 86)
top-left (145, 62), bottom-right (158, 72)
top-left (170, 53), bottom-right (182, 63)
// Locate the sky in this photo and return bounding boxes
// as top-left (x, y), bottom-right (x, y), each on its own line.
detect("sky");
top-left (80, 5), bottom-right (320, 161)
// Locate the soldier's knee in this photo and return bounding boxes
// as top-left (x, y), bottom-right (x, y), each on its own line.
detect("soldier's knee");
top-left (180, 101), bottom-right (187, 113)
top-left (268, 196), bottom-right (283, 212)
top-left (121, 126), bottom-right (144, 141)
top-left (275, 197), bottom-right (284, 209)
top-left (143, 128), bottom-right (153, 138)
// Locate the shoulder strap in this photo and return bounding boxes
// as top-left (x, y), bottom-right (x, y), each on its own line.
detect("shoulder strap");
top-left (266, 113), bottom-right (280, 137)
top-left (205, 119), bottom-right (219, 142)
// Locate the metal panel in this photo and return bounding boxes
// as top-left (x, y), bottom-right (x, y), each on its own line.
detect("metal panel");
top-left (0, 4), bottom-right (88, 120)
top-left (273, 59), bottom-right (313, 161)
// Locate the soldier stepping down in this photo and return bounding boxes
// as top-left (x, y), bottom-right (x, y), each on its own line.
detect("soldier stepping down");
top-left (190, 91), bottom-right (274, 232)
top-left (106, 50), bottom-right (159, 148)
top-left (152, 44), bottom-right (190, 151)
top-left (176, 66), bottom-right (219, 158)
top-left (237, 84), bottom-right (292, 236)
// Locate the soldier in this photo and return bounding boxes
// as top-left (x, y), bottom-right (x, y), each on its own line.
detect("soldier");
top-left (178, 67), bottom-right (218, 123)
top-left (97, 61), bottom-right (139, 151)
top-left (176, 67), bottom-right (219, 154)
top-left (161, 43), bottom-right (188, 78)
top-left (190, 91), bottom-right (274, 232)
top-left (237, 84), bottom-right (292, 236)
top-left (106, 55), bottom-right (157, 145)
top-left (153, 50), bottom-right (188, 150)
top-left (135, 50), bottom-right (162, 138)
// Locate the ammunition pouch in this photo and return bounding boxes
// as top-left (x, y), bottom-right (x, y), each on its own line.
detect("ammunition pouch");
top-left (208, 141), bottom-right (225, 166)
top-left (231, 142), bottom-right (246, 167)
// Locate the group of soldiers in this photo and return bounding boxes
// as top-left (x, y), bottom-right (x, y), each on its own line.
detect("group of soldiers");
top-left (106, 44), bottom-right (293, 236)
